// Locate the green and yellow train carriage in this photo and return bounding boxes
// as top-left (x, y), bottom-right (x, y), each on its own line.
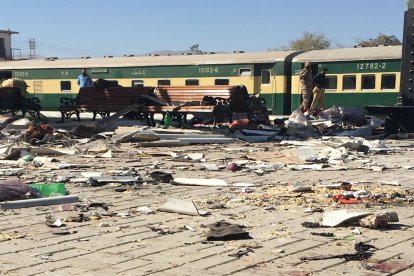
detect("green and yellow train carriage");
top-left (0, 51), bottom-right (297, 114)
top-left (291, 46), bottom-right (402, 112)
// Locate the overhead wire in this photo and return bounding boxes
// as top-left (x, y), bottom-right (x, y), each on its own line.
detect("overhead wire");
top-left (11, 38), bottom-right (124, 57)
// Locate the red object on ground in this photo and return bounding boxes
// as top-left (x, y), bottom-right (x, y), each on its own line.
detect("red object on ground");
top-left (333, 194), bottom-right (360, 204)
top-left (227, 163), bottom-right (239, 171)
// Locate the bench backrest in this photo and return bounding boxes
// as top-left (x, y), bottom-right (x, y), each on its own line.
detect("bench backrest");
top-left (77, 87), bottom-right (155, 111)
top-left (154, 85), bottom-right (235, 105)
top-left (154, 85), bottom-right (249, 112)
top-left (0, 87), bottom-right (25, 109)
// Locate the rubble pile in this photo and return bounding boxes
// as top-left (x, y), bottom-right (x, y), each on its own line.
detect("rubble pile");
top-left (0, 106), bottom-right (413, 273)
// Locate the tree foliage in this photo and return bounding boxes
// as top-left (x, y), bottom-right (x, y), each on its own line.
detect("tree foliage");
top-left (356, 33), bottom-right (401, 47)
top-left (285, 31), bottom-right (331, 51)
top-left (190, 44), bottom-right (203, 54)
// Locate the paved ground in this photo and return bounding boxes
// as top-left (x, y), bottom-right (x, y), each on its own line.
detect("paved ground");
top-left (0, 122), bottom-right (413, 275)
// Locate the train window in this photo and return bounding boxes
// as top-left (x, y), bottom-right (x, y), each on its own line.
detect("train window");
top-left (60, 81), bottom-right (71, 92)
top-left (239, 68), bottom-right (252, 76)
top-left (325, 76), bottom-right (337, 90)
top-left (132, 80), bottom-right (144, 87)
top-left (362, 75), bottom-right (376, 90)
top-left (185, 79), bottom-right (199, 86)
top-left (381, 74), bottom-right (396, 90)
top-left (215, 79), bottom-right (229, 85)
top-left (158, 79), bottom-right (171, 86)
top-left (261, 70), bottom-right (271, 85)
top-left (343, 75), bottom-right (356, 90)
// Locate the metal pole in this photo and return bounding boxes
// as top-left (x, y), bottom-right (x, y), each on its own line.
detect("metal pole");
top-left (0, 195), bottom-right (79, 209)
top-left (407, 0), bottom-right (414, 10)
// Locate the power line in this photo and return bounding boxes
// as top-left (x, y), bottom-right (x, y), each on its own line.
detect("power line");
top-left (13, 38), bottom-right (124, 57)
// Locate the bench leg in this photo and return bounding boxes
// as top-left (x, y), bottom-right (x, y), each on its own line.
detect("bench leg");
top-left (150, 113), bottom-right (155, 126)
top-left (183, 114), bottom-right (188, 125)
top-left (161, 113), bottom-right (165, 125)
top-left (145, 113), bottom-right (151, 126)
top-left (60, 112), bottom-right (65, 123)
top-left (76, 111), bottom-right (81, 122)
top-left (92, 112), bottom-right (97, 121)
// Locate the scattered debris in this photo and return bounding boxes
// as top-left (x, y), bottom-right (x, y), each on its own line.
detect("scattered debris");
top-left (205, 221), bottom-right (252, 241)
top-left (358, 212), bottom-right (399, 229)
top-left (301, 222), bottom-right (321, 228)
top-left (138, 206), bottom-right (155, 215)
top-left (150, 225), bottom-right (181, 235)
top-left (0, 231), bottom-right (27, 241)
top-left (0, 105), bottom-right (410, 271)
top-left (301, 242), bottom-right (376, 261)
top-left (66, 213), bottom-right (90, 223)
top-left (291, 181), bottom-right (313, 193)
top-left (157, 198), bottom-right (209, 216)
top-left (322, 210), bottom-right (371, 227)
top-left (87, 176), bottom-right (138, 187)
top-left (150, 171), bottom-right (173, 183)
top-left (228, 248), bottom-right (254, 258)
top-left (0, 195), bottom-right (79, 209)
top-left (0, 179), bottom-right (31, 201)
top-left (45, 218), bottom-right (65, 228)
top-left (171, 178), bottom-right (228, 187)
top-left (310, 232), bottom-right (334, 237)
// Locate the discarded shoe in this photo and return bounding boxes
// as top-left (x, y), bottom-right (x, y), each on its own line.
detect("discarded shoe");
top-left (206, 221), bottom-right (252, 241)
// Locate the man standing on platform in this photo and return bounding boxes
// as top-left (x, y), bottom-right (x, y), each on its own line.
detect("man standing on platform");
top-left (299, 61), bottom-right (313, 113)
top-left (310, 67), bottom-right (328, 115)
top-left (77, 68), bottom-right (93, 88)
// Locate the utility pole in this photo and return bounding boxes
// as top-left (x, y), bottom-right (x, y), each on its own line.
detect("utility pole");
top-left (407, 0), bottom-right (414, 10)
top-left (364, 1), bottom-right (414, 133)
top-left (28, 38), bottom-right (36, 59)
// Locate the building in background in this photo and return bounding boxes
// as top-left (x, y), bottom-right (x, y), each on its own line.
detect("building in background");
top-left (0, 29), bottom-right (19, 60)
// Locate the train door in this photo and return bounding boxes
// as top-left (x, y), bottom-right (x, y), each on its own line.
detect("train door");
top-left (260, 68), bottom-right (276, 113)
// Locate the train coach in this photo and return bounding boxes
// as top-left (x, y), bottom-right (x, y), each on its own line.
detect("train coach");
top-left (291, 46), bottom-right (402, 113)
top-left (0, 51), bottom-right (298, 113)
top-left (0, 46), bottom-right (403, 115)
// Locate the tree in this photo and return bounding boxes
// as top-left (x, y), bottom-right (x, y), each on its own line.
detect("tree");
top-left (356, 33), bottom-right (401, 47)
top-left (282, 31), bottom-right (331, 51)
top-left (190, 44), bottom-right (203, 55)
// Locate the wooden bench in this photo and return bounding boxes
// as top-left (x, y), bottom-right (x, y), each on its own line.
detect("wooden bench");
top-left (0, 87), bottom-right (41, 120)
top-left (141, 85), bottom-right (249, 126)
top-left (58, 86), bottom-right (155, 122)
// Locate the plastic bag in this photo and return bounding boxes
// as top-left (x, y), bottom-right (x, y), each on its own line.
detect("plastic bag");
top-left (318, 105), bottom-right (340, 120)
top-left (285, 108), bottom-right (309, 128)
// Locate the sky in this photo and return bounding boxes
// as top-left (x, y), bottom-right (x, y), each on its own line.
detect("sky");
top-left (1, 0), bottom-right (406, 58)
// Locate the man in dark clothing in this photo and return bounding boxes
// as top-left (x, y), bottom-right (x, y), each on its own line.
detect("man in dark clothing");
top-left (310, 67), bottom-right (328, 113)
